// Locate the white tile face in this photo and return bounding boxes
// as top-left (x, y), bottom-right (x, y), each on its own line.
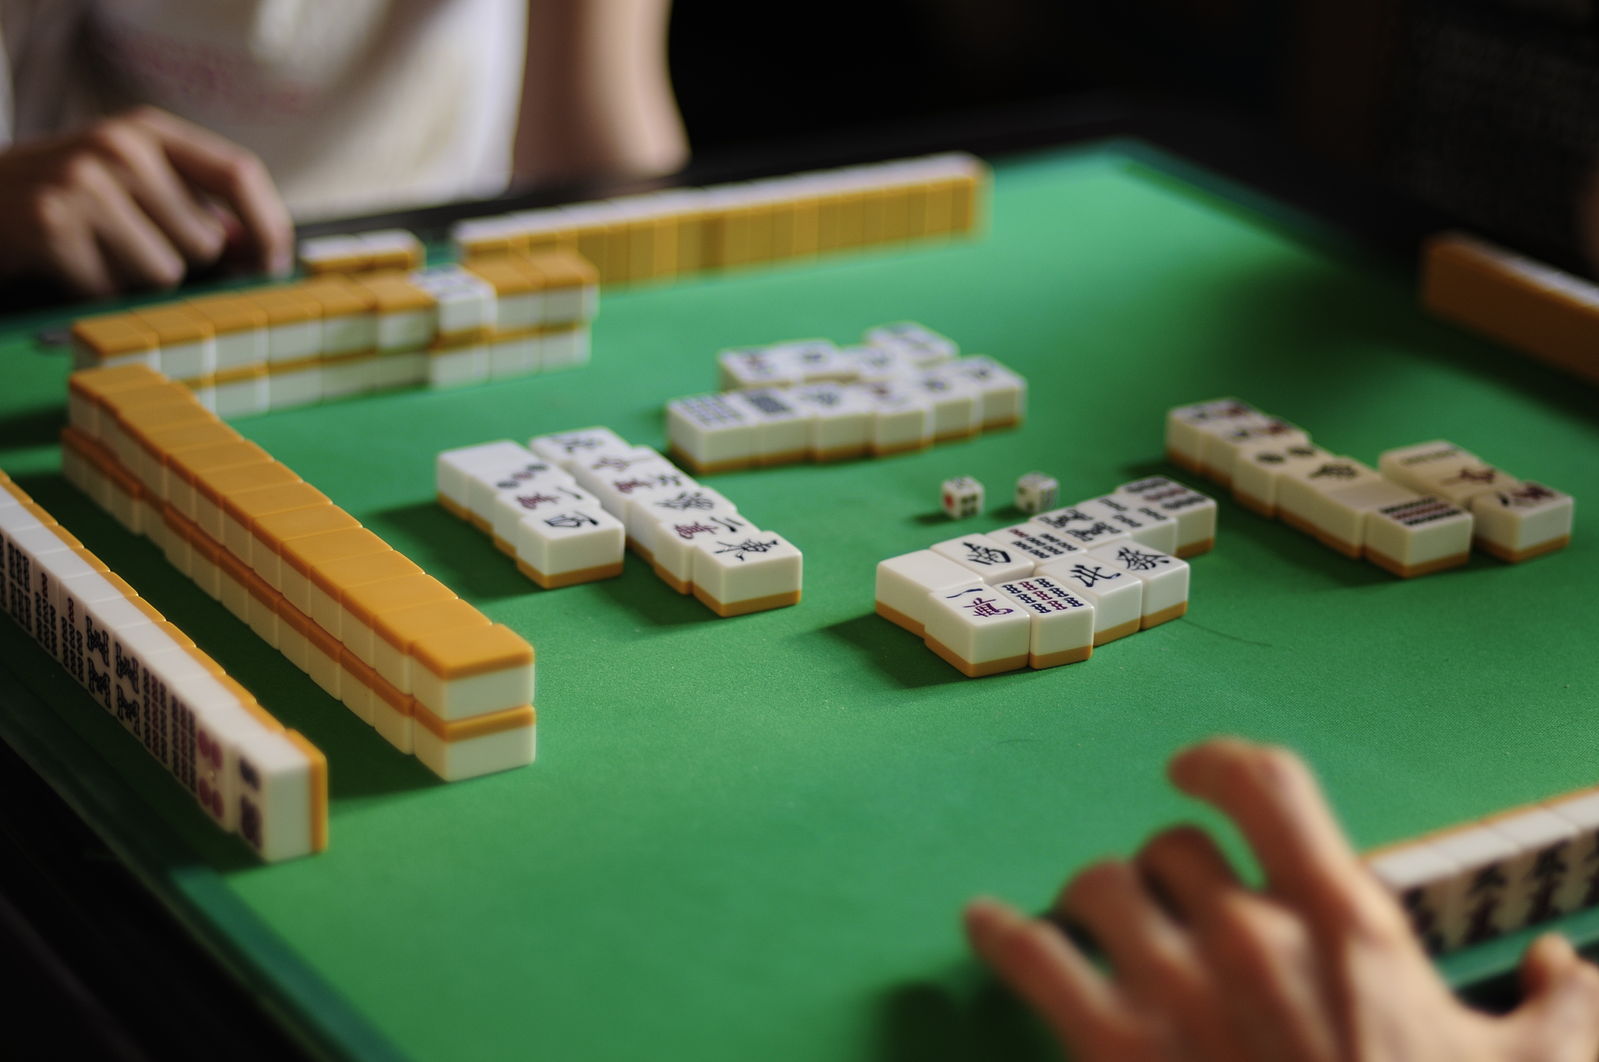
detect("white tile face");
top-left (234, 730), bottom-right (316, 862)
top-left (1034, 555), bottom-right (1144, 643)
top-left (1378, 440), bottom-right (1480, 493)
top-left (650, 512), bottom-right (754, 589)
top-left (940, 477), bottom-right (984, 519)
top-left (1029, 502), bottom-right (1134, 551)
top-left (947, 356), bottom-right (1026, 428)
top-left (930, 534), bottom-right (1034, 583)
top-left (1089, 494), bottom-right (1180, 554)
top-left (1312, 479), bottom-right (1423, 555)
top-left (986, 525), bottom-right (1082, 567)
top-left (212, 329), bottom-right (265, 373)
top-left (718, 347), bottom-right (799, 390)
top-left (487, 334), bottom-right (539, 379)
top-left (415, 268), bottom-right (496, 334)
top-left (1368, 843), bottom-right (1460, 954)
top-left (318, 357), bottom-right (374, 401)
top-left (413, 720), bottom-right (536, 782)
top-left (766, 339), bottom-right (847, 383)
top-left (266, 367), bottom-right (322, 411)
top-left (265, 320), bottom-right (320, 365)
top-left (1429, 825), bottom-right (1521, 948)
top-left (875, 550), bottom-right (977, 633)
top-left (727, 388), bottom-right (810, 463)
top-left (908, 370), bottom-right (982, 440)
top-left (157, 338), bottom-right (216, 380)
top-left (1087, 542), bottom-right (1189, 626)
top-left (1229, 443), bottom-right (1330, 516)
top-left (838, 343), bottom-right (919, 382)
top-left (1470, 482), bottom-right (1574, 559)
top-left (689, 529), bottom-right (802, 609)
top-left (212, 374), bottom-right (269, 418)
top-left (864, 322), bottom-right (958, 366)
top-left (1164, 398), bottom-right (1258, 468)
top-left (1014, 473), bottom-right (1059, 515)
top-left (992, 576), bottom-right (1095, 665)
top-left (1542, 791), bottom-right (1599, 916)
top-left (321, 310), bottom-right (376, 357)
top-left (371, 350), bottom-right (425, 391)
top-left (426, 346), bottom-right (489, 389)
top-left (466, 455), bottom-right (570, 520)
top-left (666, 394), bottom-right (758, 469)
top-left (788, 382), bottom-right (875, 459)
top-left (436, 440), bottom-right (530, 509)
top-left (861, 380), bottom-right (933, 453)
top-left (1490, 807), bottom-right (1583, 931)
top-left (922, 582), bottom-right (1031, 674)
top-left (512, 505), bottom-right (625, 578)
top-left (491, 483), bottom-right (595, 548)
top-left (1274, 457), bottom-right (1385, 532)
top-left (1196, 416), bottom-right (1309, 484)
top-left (1363, 496), bottom-right (1474, 572)
top-left (582, 462), bottom-right (695, 528)
top-left (527, 426), bottom-right (632, 467)
top-left (568, 446), bottom-right (671, 495)
top-left (631, 486), bottom-right (739, 554)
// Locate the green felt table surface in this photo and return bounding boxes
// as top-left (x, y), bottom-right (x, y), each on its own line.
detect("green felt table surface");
top-left (1, 140), bottom-right (1597, 1061)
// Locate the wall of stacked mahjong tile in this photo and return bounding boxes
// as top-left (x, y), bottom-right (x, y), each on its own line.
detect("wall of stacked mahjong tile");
top-left (437, 427), bottom-right (802, 618)
top-left (1367, 786), bottom-right (1599, 958)
top-left (1165, 398), bottom-right (1575, 577)
top-left (666, 322), bottom-right (1026, 474)
top-left (874, 478), bottom-right (1217, 678)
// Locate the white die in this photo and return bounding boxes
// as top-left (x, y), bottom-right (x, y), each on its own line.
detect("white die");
top-left (941, 476), bottom-right (984, 519)
top-left (1014, 472), bottom-right (1059, 515)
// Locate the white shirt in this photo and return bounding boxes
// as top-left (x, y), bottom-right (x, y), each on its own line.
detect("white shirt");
top-left (0, 0), bottom-right (526, 220)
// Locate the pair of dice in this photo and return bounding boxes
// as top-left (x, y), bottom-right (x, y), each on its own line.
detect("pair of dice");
top-left (942, 472), bottom-right (1058, 519)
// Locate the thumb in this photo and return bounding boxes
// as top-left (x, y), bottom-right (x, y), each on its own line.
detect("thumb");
top-left (1506, 934), bottom-right (1599, 1058)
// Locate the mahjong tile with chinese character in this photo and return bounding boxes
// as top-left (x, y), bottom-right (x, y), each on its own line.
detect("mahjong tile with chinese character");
top-left (1086, 542), bottom-right (1188, 629)
top-left (1164, 398), bottom-right (1258, 473)
top-left (1118, 476), bottom-right (1218, 557)
top-left (1229, 443), bottom-right (1330, 519)
top-left (921, 582), bottom-right (1031, 678)
top-left (1274, 457), bottom-right (1384, 538)
top-left (930, 534), bottom-right (1033, 583)
top-left (1470, 482), bottom-right (1574, 563)
top-left (1028, 501), bottom-right (1135, 551)
top-left (511, 506), bottom-right (625, 589)
top-left (688, 529), bottom-right (802, 617)
top-left (651, 512), bottom-right (757, 594)
top-left (1035, 555), bottom-right (1143, 645)
top-left (1310, 478), bottom-right (1424, 559)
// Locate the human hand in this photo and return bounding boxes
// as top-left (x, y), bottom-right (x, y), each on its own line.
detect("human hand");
top-left (0, 106), bottom-right (292, 298)
top-left (965, 739), bottom-right (1599, 1061)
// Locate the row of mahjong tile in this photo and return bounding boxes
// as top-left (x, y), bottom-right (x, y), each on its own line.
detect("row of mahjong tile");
top-left (876, 482), bottom-right (1214, 676)
top-left (666, 356), bottom-right (1026, 476)
top-left (715, 322), bottom-right (962, 390)
top-left (1368, 787), bottom-right (1599, 956)
top-left (1165, 399), bottom-right (1575, 576)
top-left (882, 515), bottom-right (1202, 681)
top-left (437, 427), bottom-right (803, 617)
top-left (453, 152), bottom-right (987, 285)
top-left (68, 251), bottom-right (598, 418)
top-left (0, 471), bottom-right (325, 862)
top-left (63, 365), bottom-right (536, 781)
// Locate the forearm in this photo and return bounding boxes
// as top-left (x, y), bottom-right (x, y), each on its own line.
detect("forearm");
top-left (513, 0), bottom-right (687, 185)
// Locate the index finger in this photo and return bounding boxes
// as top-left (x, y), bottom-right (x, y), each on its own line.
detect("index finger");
top-left (1168, 739), bottom-right (1375, 921)
top-left (127, 107), bottom-right (293, 276)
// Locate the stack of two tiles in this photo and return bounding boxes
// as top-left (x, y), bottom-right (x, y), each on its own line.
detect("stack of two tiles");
top-left (1167, 399), bottom-right (1476, 578)
top-left (1368, 788), bottom-right (1599, 955)
top-left (0, 471), bottom-right (325, 861)
top-left (877, 478), bottom-right (1216, 677)
top-left (64, 364), bottom-right (535, 783)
